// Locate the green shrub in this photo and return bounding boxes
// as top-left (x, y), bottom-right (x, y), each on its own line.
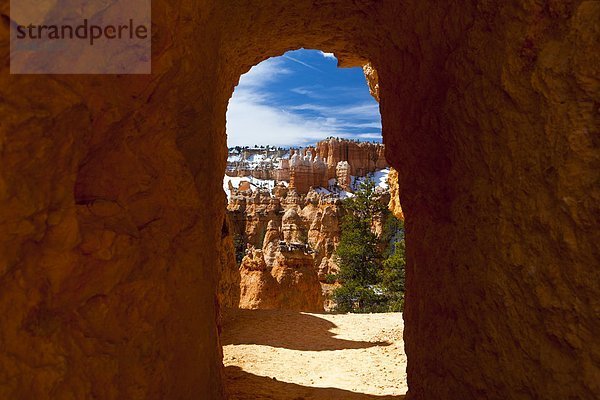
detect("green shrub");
top-left (324, 273), bottom-right (337, 284)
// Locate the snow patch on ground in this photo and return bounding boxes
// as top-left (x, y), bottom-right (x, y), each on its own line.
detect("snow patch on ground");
top-left (352, 168), bottom-right (390, 190)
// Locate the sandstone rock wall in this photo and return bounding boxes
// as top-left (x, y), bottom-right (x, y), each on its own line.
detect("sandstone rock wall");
top-left (223, 185), bottom-right (345, 291)
top-left (387, 168), bottom-right (404, 220)
top-left (1, 1), bottom-right (598, 399)
top-left (219, 215), bottom-right (241, 308)
top-left (316, 138), bottom-right (388, 179)
top-left (238, 249), bottom-right (281, 310)
top-left (238, 248), bottom-right (324, 312)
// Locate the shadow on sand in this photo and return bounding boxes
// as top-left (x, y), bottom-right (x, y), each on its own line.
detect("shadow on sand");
top-left (224, 366), bottom-right (406, 400)
top-left (221, 308), bottom-right (390, 351)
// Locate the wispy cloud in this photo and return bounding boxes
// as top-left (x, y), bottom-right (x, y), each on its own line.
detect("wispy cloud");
top-left (290, 85), bottom-right (369, 100)
top-left (283, 55), bottom-right (322, 72)
top-left (338, 122), bottom-right (382, 129)
top-left (288, 103), bottom-right (380, 119)
top-left (356, 133), bottom-right (383, 139)
top-left (290, 87), bottom-right (315, 96)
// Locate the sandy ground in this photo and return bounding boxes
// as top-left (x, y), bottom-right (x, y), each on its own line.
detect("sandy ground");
top-left (221, 309), bottom-right (407, 400)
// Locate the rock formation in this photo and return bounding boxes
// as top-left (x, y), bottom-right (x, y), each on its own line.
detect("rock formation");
top-left (219, 216), bottom-right (241, 308)
top-left (336, 161), bottom-right (352, 191)
top-left (238, 246), bottom-right (323, 312)
top-left (288, 151), bottom-right (329, 194)
top-left (221, 164), bottom-right (395, 313)
top-left (226, 138), bottom-right (388, 195)
top-left (1, 1), bottom-right (597, 400)
top-left (220, 138), bottom-right (393, 313)
top-left (270, 247), bottom-right (323, 312)
top-left (238, 249), bottom-right (280, 310)
top-left (221, 181), bottom-right (349, 310)
top-left (316, 138), bottom-right (388, 179)
top-left (387, 168), bottom-right (404, 220)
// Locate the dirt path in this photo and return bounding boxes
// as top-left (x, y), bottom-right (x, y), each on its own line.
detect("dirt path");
top-left (221, 309), bottom-right (407, 400)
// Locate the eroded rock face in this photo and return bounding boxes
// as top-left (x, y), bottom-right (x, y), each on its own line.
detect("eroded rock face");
top-left (336, 161), bottom-right (352, 191)
top-left (226, 139), bottom-right (388, 194)
top-left (270, 249), bottom-right (324, 312)
top-left (238, 249), bottom-right (280, 310)
top-left (219, 215), bottom-right (241, 308)
top-left (1, 1), bottom-right (598, 400)
top-left (222, 181), bottom-right (397, 313)
top-left (238, 247), bottom-right (323, 312)
top-left (316, 138), bottom-right (388, 179)
top-left (223, 185), bottom-right (345, 286)
top-left (387, 168), bottom-right (404, 220)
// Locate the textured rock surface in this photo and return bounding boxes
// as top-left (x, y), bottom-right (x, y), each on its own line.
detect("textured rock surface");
top-left (1, 1), bottom-right (598, 400)
top-left (387, 168), bottom-right (404, 220)
top-left (316, 138), bottom-right (387, 179)
top-left (238, 249), bottom-right (280, 310)
top-left (223, 185), bottom-right (345, 283)
top-left (219, 215), bottom-right (241, 308)
top-left (270, 249), bottom-right (324, 312)
top-left (238, 247), bottom-right (323, 312)
top-left (221, 183), bottom-right (344, 312)
top-left (226, 139), bottom-right (388, 194)
top-left (222, 180), bottom-right (389, 312)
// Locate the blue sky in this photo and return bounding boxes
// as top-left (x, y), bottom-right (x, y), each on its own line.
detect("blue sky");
top-left (226, 49), bottom-right (382, 147)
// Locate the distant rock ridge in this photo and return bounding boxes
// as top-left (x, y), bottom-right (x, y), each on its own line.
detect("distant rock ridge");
top-left (226, 138), bottom-right (388, 194)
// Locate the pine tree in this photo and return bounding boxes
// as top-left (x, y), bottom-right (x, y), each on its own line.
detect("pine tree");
top-left (333, 178), bottom-right (406, 313)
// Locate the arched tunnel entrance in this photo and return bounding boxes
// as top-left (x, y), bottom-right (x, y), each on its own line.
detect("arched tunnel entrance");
top-left (218, 49), bottom-right (407, 399)
top-left (0, 1), bottom-right (597, 400)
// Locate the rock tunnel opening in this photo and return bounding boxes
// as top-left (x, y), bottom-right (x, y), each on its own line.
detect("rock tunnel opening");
top-left (219, 49), bottom-right (408, 398)
top-left (1, 1), bottom-right (596, 399)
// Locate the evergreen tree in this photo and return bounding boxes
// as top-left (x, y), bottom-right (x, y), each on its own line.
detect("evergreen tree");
top-left (333, 178), bottom-right (406, 313)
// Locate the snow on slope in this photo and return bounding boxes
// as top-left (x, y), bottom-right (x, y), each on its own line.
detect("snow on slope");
top-left (353, 168), bottom-right (390, 190)
top-left (223, 168), bottom-right (390, 200)
top-left (223, 176), bottom-right (284, 199)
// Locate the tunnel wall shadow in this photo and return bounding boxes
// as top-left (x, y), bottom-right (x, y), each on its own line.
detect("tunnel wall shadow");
top-left (224, 366), bottom-right (405, 400)
top-left (221, 308), bottom-right (391, 351)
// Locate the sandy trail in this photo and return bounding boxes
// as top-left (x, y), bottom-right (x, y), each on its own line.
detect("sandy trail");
top-left (221, 309), bottom-right (407, 400)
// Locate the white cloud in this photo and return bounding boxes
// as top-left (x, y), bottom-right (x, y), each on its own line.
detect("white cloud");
top-left (236, 57), bottom-right (291, 89)
top-left (290, 87), bottom-right (314, 96)
top-left (227, 94), bottom-right (340, 147)
top-left (226, 52), bottom-right (381, 147)
top-left (356, 133), bottom-right (383, 140)
top-left (320, 51), bottom-right (337, 60)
